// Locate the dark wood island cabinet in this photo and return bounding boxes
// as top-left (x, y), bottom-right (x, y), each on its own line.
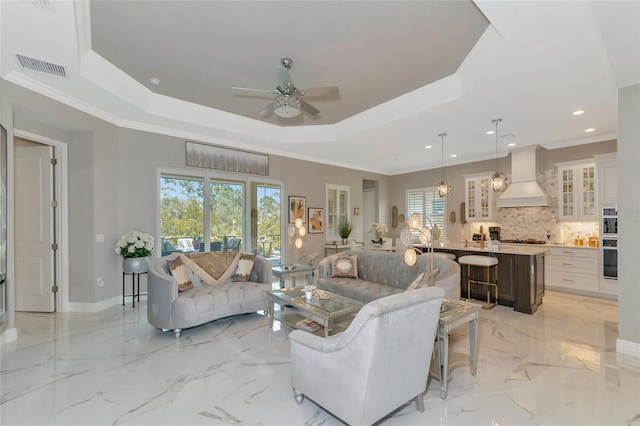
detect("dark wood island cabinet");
top-left (419, 244), bottom-right (547, 314)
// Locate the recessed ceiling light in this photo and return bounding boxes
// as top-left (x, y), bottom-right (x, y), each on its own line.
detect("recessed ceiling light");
top-left (573, 110), bottom-right (585, 115)
top-left (585, 128), bottom-right (595, 132)
top-left (486, 130), bottom-right (495, 135)
top-left (450, 154), bottom-right (457, 158)
top-left (149, 77), bottom-right (161, 86)
top-left (425, 145), bottom-right (432, 149)
top-left (508, 143), bottom-right (516, 147)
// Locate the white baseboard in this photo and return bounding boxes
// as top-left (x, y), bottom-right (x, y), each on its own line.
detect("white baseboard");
top-left (1, 327), bottom-right (17, 344)
top-left (617, 338), bottom-right (640, 359)
top-left (68, 294), bottom-right (147, 312)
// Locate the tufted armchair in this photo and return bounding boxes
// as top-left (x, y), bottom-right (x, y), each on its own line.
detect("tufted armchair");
top-left (290, 286), bottom-right (444, 425)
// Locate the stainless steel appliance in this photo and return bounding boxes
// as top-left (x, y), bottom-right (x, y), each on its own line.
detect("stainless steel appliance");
top-left (602, 237), bottom-right (618, 279)
top-left (601, 206), bottom-right (618, 280)
top-left (602, 207), bottom-right (617, 236)
top-left (489, 226), bottom-right (501, 241)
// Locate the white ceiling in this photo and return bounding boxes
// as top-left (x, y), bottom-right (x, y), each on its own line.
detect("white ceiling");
top-left (1, 1), bottom-right (638, 175)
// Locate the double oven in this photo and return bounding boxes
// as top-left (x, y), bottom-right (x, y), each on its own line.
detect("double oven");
top-left (601, 207), bottom-right (617, 279)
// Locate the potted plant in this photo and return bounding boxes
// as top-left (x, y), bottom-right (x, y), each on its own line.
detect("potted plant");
top-left (338, 221), bottom-right (353, 245)
top-left (116, 230), bottom-right (155, 273)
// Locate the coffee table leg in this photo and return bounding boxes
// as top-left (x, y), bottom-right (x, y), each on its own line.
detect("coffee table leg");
top-left (325, 320), bottom-right (331, 337)
top-left (269, 300), bottom-right (275, 330)
top-left (438, 331), bottom-right (449, 399)
top-left (469, 316), bottom-right (478, 375)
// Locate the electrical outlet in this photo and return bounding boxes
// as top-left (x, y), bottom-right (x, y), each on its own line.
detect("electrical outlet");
top-left (97, 277), bottom-right (104, 287)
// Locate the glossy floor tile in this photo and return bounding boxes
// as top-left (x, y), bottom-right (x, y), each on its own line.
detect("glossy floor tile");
top-left (1, 291), bottom-right (639, 425)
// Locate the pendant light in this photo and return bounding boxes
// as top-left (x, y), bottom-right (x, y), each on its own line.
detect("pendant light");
top-left (491, 118), bottom-right (509, 194)
top-left (436, 133), bottom-right (451, 198)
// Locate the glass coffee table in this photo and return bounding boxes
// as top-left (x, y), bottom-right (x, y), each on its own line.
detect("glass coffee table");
top-left (268, 287), bottom-right (363, 337)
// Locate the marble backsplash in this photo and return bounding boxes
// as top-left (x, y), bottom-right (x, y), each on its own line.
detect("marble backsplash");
top-left (467, 168), bottom-right (599, 245)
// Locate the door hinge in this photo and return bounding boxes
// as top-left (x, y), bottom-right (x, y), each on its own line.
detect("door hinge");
top-left (50, 158), bottom-right (58, 166)
top-left (51, 200), bottom-right (58, 208)
top-left (52, 285), bottom-right (59, 293)
top-left (51, 243), bottom-right (58, 250)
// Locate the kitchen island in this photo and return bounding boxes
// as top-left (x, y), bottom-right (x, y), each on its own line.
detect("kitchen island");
top-left (415, 243), bottom-right (549, 314)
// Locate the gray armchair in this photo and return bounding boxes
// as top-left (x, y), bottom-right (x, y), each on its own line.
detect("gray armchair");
top-left (289, 286), bottom-right (445, 425)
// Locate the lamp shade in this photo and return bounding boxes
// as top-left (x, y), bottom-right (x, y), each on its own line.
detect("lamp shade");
top-left (418, 227), bottom-right (431, 245)
top-left (404, 248), bottom-right (417, 266)
top-left (295, 218), bottom-right (303, 229)
top-left (400, 227), bottom-right (413, 247)
top-left (408, 213), bottom-right (421, 229)
top-left (437, 180), bottom-right (452, 198)
top-left (295, 238), bottom-right (303, 249)
top-left (491, 171), bottom-right (509, 194)
top-left (298, 226), bottom-right (306, 237)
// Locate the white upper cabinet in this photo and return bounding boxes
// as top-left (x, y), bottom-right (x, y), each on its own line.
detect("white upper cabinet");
top-left (594, 153), bottom-right (617, 206)
top-left (556, 161), bottom-right (597, 221)
top-left (464, 174), bottom-right (494, 222)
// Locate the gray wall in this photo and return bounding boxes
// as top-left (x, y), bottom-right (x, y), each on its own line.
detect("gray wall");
top-left (617, 84), bottom-right (640, 351)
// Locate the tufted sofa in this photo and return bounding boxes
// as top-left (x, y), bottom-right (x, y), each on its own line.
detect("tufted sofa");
top-left (147, 254), bottom-right (272, 338)
top-left (317, 250), bottom-right (460, 303)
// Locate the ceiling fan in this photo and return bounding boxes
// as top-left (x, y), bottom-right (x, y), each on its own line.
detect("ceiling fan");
top-left (232, 58), bottom-right (339, 118)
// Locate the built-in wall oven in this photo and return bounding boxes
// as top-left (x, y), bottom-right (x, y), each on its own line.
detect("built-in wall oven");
top-left (601, 207), bottom-right (618, 280)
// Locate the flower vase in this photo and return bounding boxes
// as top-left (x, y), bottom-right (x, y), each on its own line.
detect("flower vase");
top-left (342, 238), bottom-right (350, 245)
top-left (123, 257), bottom-right (150, 274)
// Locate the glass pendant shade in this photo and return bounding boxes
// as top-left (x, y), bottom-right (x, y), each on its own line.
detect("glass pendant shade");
top-left (288, 224), bottom-right (296, 237)
top-left (437, 180), bottom-right (451, 198)
top-left (491, 118), bottom-right (509, 194)
top-left (298, 226), bottom-right (306, 237)
top-left (295, 238), bottom-right (303, 249)
top-left (400, 227), bottom-right (413, 247)
top-left (404, 248), bottom-right (417, 266)
top-left (492, 171), bottom-right (509, 194)
top-left (274, 95), bottom-right (301, 118)
top-left (295, 218), bottom-right (303, 229)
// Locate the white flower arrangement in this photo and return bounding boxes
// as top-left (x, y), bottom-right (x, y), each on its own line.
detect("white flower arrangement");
top-left (115, 231), bottom-right (155, 258)
top-left (369, 223), bottom-right (388, 236)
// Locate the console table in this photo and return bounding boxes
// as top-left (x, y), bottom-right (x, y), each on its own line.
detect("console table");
top-left (272, 264), bottom-right (314, 288)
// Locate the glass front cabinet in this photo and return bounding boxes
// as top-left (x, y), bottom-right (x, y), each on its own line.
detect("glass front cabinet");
top-left (464, 174), bottom-right (494, 222)
top-left (556, 161), bottom-right (597, 221)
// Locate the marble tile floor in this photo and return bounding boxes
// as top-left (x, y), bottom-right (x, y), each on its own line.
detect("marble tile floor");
top-left (1, 291), bottom-right (639, 426)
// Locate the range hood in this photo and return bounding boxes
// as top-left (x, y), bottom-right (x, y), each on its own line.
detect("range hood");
top-left (495, 145), bottom-right (549, 208)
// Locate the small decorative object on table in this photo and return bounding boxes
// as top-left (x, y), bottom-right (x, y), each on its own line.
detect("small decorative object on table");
top-left (116, 230), bottom-right (155, 272)
top-left (369, 222), bottom-right (388, 245)
top-left (296, 318), bottom-right (321, 332)
top-left (304, 285), bottom-right (314, 300)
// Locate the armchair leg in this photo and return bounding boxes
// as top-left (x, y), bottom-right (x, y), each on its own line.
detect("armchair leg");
top-left (414, 395), bottom-right (425, 412)
top-left (174, 329), bottom-right (182, 339)
top-left (293, 388), bottom-right (304, 405)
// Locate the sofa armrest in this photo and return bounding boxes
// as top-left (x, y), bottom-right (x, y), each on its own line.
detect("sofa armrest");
top-left (250, 255), bottom-right (273, 285)
top-left (147, 257), bottom-right (179, 330)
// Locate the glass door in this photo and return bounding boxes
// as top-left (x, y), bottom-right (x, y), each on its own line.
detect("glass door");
top-left (159, 175), bottom-right (205, 255)
top-left (209, 179), bottom-right (245, 251)
top-left (250, 182), bottom-right (281, 263)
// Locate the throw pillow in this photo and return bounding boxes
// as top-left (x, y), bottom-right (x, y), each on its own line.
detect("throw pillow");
top-left (182, 251), bottom-right (241, 285)
top-left (167, 257), bottom-right (193, 292)
top-left (233, 253), bottom-right (256, 281)
top-left (331, 254), bottom-right (358, 278)
top-left (405, 272), bottom-right (425, 291)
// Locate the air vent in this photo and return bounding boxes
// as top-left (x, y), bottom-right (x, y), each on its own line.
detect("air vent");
top-left (26, 0), bottom-right (50, 9)
top-left (15, 54), bottom-right (67, 79)
top-left (501, 133), bottom-right (517, 139)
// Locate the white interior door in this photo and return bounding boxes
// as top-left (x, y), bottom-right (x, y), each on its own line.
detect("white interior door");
top-left (15, 144), bottom-right (55, 312)
top-left (362, 189), bottom-right (376, 244)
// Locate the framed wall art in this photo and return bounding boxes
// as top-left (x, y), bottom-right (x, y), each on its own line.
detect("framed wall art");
top-left (289, 196), bottom-right (306, 223)
top-left (308, 207), bottom-right (324, 234)
top-left (186, 141), bottom-right (269, 176)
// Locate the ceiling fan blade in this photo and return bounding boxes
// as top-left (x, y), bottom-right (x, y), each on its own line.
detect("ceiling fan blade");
top-left (299, 100), bottom-right (320, 116)
top-left (299, 86), bottom-right (340, 98)
top-left (232, 87), bottom-right (278, 97)
top-left (276, 66), bottom-right (292, 89)
top-left (259, 102), bottom-right (276, 117)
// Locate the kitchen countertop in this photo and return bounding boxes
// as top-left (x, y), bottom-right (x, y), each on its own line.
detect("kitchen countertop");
top-left (415, 243), bottom-right (550, 255)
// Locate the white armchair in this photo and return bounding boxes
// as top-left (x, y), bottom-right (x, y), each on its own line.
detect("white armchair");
top-left (289, 286), bottom-right (445, 425)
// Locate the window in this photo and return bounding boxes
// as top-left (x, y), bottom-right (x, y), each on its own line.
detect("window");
top-left (406, 187), bottom-right (446, 240)
top-left (326, 184), bottom-right (350, 240)
top-left (159, 168), bottom-right (283, 260)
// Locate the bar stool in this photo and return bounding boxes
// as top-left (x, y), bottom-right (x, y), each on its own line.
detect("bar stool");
top-left (458, 255), bottom-right (498, 309)
top-left (433, 252), bottom-right (456, 260)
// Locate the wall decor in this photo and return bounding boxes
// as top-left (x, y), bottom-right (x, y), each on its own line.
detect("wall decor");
top-left (186, 141), bottom-right (269, 176)
top-left (289, 196), bottom-right (306, 223)
top-left (391, 205), bottom-right (399, 229)
top-left (308, 207), bottom-right (324, 234)
top-left (450, 211), bottom-right (456, 224)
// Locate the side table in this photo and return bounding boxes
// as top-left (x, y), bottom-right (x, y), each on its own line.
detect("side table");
top-left (435, 298), bottom-right (481, 399)
top-left (272, 264), bottom-right (314, 288)
top-left (122, 271), bottom-right (146, 307)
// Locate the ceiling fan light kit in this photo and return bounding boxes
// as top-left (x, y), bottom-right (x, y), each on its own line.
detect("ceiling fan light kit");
top-left (232, 57), bottom-right (339, 119)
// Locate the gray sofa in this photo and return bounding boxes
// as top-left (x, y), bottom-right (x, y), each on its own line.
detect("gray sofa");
top-left (147, 254), bottom-right (272, 338)
top-left (317, 250), bottom-right (460, 302)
